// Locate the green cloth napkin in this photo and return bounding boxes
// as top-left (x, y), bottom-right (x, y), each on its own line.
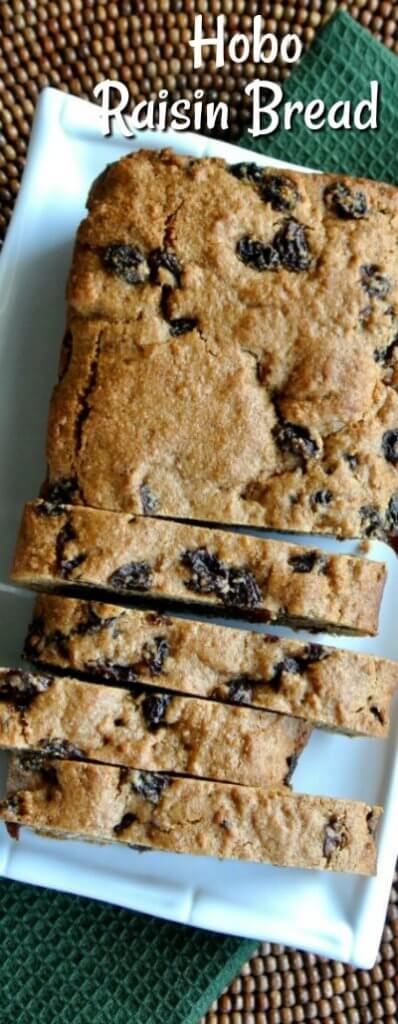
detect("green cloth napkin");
top-left (0, 878), bottom-right (255, 1024)
top-left (1, 13), bottom-right (398, 1024)
top-left (240, 11), bottom-right (398, 184)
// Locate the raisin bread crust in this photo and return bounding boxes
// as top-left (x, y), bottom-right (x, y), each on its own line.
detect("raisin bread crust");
top-left (43, 149), bottom-right (398, 543)
top-left (12, 501), bottom-right (386, 634)
top-left (2, 755), bottom-right (381, 875)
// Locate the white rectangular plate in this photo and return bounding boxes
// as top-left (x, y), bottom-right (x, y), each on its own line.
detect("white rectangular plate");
top-left (0, 87), bottom-right (397, 968)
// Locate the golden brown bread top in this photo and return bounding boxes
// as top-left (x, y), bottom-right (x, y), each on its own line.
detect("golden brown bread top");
top-left (42, 148), bottom-right (398, 542)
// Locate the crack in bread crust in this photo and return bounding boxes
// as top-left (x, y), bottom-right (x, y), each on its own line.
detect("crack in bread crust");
top-left (75, 328), bottom-right (102, 458)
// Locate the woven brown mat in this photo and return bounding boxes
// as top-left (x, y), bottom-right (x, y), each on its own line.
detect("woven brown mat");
top-left (1, 2), bottom-right (398, 1021)
top-left (1, 0), bottom-right (398, 245)
top-left (199, 868), bottom-right (398, 1023)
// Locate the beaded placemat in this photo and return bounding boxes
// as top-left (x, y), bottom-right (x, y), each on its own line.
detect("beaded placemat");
top-left (1, 0), bottom-right (398, 245)
top-left (199, 867), bottom-right (398, 1023)
top-left (0, 4), bottom-right (398, 1024)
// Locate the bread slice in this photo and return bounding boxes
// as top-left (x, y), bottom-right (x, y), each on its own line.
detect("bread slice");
top-left (1, 753), bottom-right (381, 874)
top-left (0, 667), bottom-right (310, 787)
top-left (25, 595), bottom-right (398, 737)
top-left (12, 501), bottom-right (386, 634)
